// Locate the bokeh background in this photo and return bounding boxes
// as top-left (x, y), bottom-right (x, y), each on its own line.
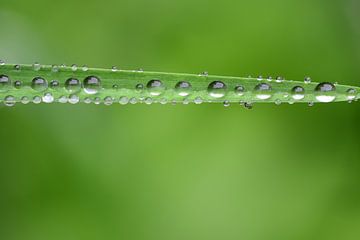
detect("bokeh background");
top-left (1, 0), bottom-right (360, 239)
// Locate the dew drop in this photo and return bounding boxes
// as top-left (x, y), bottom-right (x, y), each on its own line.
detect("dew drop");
top-left (82, 65), bottom-right (89, 72)
top-left (50, 80), bottom-right (60, 89)
top-left (0, 75), bottom-right (11, 91)
top-left (33, 96), bottom-right (42, 104)
top-left (275, 99), bottom-right (282, 105)
top-left (21, 96), bottom-right (30, 104)
top-left (254, 83), bottom-right (272, 100)
top-left (257, 76), bottom-right (263, 81)
top-left (51, 65), bottom-right (59, 72)
top-left (244, 102), bottom-right (253, 110)
top-left (175, 81), bottom-right (192, 97)
top-left (58, 96), bottom-right (68, 103)
top-left (0, 60), bottom-right (5, 65)
top-left (68, 94), bottom-right (80, 104)
top-left (119, 96), bottom-right (129, 105)
top-left (223, 100), bottom-right (230, 107)
top-left (104, 96), bottom-right (113, 106)
top-left (160, 98), bottom-right (168, 105)
top-left (346, 88), bottom-right (356, 101)
top-left (65, 78), bottom-right (81, 92)
top-left (71, 64), bottom-right (78, 71)
top-left (208, 81), bottom-right (227, 98)
top-left (308, 102), bottom-right (314, 107)
top-left (147, 80), bottom-right (165, 96)
top-left (194, 97), bottom-right (203, 104)
top-left (83, 76), bottom-right (101, 94)
top-left (276, 76), bottom-right (284, 83)
top-left (304, 77), bottom-right (312, 84)
top-left (84, 97), bottom-right (92, 104)
top-left (42, 93), bottom-right (54, 103)
top-left (112, 84), bottom-right (118, 90)
top-left (315, 82), bottom-right (336, 103)
top-left (31, 77), bottom-right (48, 92)
top-left (234, 85), bottom-right (245, 96)
top-left (145, 97), bottom-right (153, 105)
top-left (129, 97), bottom-right (138, 104)
top-left (111, 66), bottom-right (118, 72)
top-left (14, 64), bottom-right (21, 71)
top-left (4, 95), bottom-right (16, 107)
top-left (291, 86), bottom-right (305, 100)
top-left (14, 81), bottom-right (22, 89)
top-left (33, 62), bottom-right (41, 71)
top-left (94, 97), bottom-right (101, 105)
top-left (136, 83), bottom-right (144, 92)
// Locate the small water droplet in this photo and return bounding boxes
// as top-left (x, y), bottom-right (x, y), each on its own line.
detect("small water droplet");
top-left (42, 93), bottom-right (54, 103)
top-left (137, 68), bottom-right (144, 72)
top-left (291, 86), bottom-right (305, 100)
top-left (71, 64), bottom-right (78, 71)
top-left (94, 97), bottom-right (101, 105)
top-left (129, 97), bottom-right (138, 104)
top-left (50, 80), bottom-right (60, 89)
top-left (175, 81), bottom-right (192, 97)
top-left (160, 98), bottom-right (168, 105)
top-left (244, 102), bottom-right (253, 110)
top-left (68, 94), bottom-right (80, 104)
top-left (51, 65), bottom-right (59, 72)
top-left (144, 97), bottom-right (153, 105)
top-left (14, 64), bottom-right (21, 71)
top-left (82, 65), bottom-right (89, 72)
top-left (0, 60), bottom-right (5, 65)
top-left (208, 81), bottom-right (227, 98)
top-left (308, 102), bottom-right (314, 107)
top-left (304, 77), bottom-right (311, 84)
top-left (111, 66), bottom-right (118, 72)
top-left (33, 96), bottom-right (42, 104)
top-left (65, 78), bottom-right (81, 92)
top-left (194, 97), bottom-right (203, 104)
top-left (83, 76), bottom-right (101, 94)
top-left (275, 76), bottom-right (284, 83)
top-left (104, 96), bottom-right (113, 106)
top-left (346, 88), bottom-right (356, 101)
top-left (234, 85), bottom-right (245, 96)
top-left (223, 100), bottom-right (230, 107)
top-left (199, 71), bottom-right (208, 76)
top-left (147, 80), bottom-right (165, 96)
top-left (84, 97), bottom-right (92, 104)
top-left (59, 96), bottom-right (68, 103)
top-left (315, 82), bottom-right (336, 103)
top-left (31, 77), bottom-right (48, 92)
top-left (257, 76), bottom-right (263, 81)
top-left (0, 75), bottom-right (11, 91)
top-left (136, 83), bottom-right (144, 92)
top-left (275, 99), bottom-right (282, 105)
top-left (119, 96), bottom-right (129, 105)
top-left (33, 62), bottom-right (41, 71)
top-left (4, 95), bottom-right (16, 107)
top-left (267, 76), bottom-right (273, 82)
top-left (254, 83), bottom-right (272, 100)
top-left (21, 96), bottom-right (30, 104)
top-left (112, 84), bottom-right (118, 90)
top-left (14, 81), bottom-right (22, 89)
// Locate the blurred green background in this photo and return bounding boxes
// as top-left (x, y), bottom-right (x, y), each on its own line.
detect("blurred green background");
top-left (1, 0), bottom-right (360, 239)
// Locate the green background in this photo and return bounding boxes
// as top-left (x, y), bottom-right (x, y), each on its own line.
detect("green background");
top-left (1, 0), bottom-right (360, 239)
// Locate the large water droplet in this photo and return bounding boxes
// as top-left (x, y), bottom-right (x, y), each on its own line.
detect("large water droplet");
top-left (175, 81), bottom-right (192, 97)
top-left (254, 83), bottom-right (272, 100)
top-left (315, 82), bottom-right (336, 103)
top-left (31, 77), bottom-right (48, 92)
top-left (0, 75), bottom-right (11, 91)
top-left (208, 81), bottom-right (226, 98)
top-left (147, 80), bottom-right (165, 96)
top-left (291, 86), bottom-right (305, 100)
top-left (84, 76), bottom-right (101, 94)
top-left (4, 95), bottom-right (16, 107)
top-left (65, 78), bottom-right (81, 92)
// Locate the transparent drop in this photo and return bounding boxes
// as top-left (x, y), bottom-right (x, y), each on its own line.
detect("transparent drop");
top-left (346, 88), bottom-right (356, 101)
top-left (208, 81), bottom-right (227, 98)
top-left (21, 96), bottom-right (30, 104)
top-left (0, 75), bottom-right (11, 91)
top-left (33, 96), bottom-right (42, 104)
top-left (315, 82), bottom-right (336, 103)
top-left (58, 96), bottom-right (68, 103)
top-left (276, 76), bottom-right (284, 83)
top-left (257, 76), bottom-right (263, 81)
top-left (65, 78), bottom-right (81, 92)
top-left (254, 83), bottom-right (272, 100)
top-left (83, 76), bottom-right (101, 94)
top-left (104, 96), bottom-right (113, 106)
top-left (129, 97), bottom-right (138, 104)
top-left (304, 77), bottom-right (312, 84)
top-left (14, 81), bottom-right (22, 89)
top-left (175, 81), bottom-right (192, 97)
top-left (111, 66), bottom-right (118, 72)
top-left (94, 97), bottom-right (101, 105)
top-left (84, 97), bottom-right (92, 104)
top-left (308, 102), bottom-right (314, 107)
top-left (14, 64), bottom-right (21, 71)
top-left (275, 99), bottom-right (282, 105)
top-left (136, 84), bottom-right (144, 92)
top-left (147, 80), bottom-right (165, 96)
top-left (33, 62), bottom-right (41, 71)
top-left (244, 102), bottom-right (253, 110)
top-left (0, 60), bottom-right (5, 65)
top-left (223, 100), bottom-right (230, 107)
top-left (31, 77), bottom-right (48, 92)
top-left (68, 94), bottom-right (80, 104)
top-left (194, 97), bottom-right (203, 104)
top-left (112, 84), bottom-right (118, 90)
top-left (145, 97), bottom-right (153, 105)
top-left (4, 95), bottom-right (16, 107)
top-left (42, 93), bottom-right (54, 103)
top-left (82, 65), bottom-right (89, 72)
top-left (51, 65), bottom-right (59, 72)
top-left (160, 98), bottom-right (168, 105)
top-left (291, 86), bottom-right (305, 100)
top-left (50, 80), bottom-right (60, 89)
top-left (71, 64), bottom-right (78, 71)
top-left (119, 96), bottom-right (129, 105)
top-left (234, 85), bottom-right (245, 96)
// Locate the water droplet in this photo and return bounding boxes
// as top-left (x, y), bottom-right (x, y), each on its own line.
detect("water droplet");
top-left (160, 98), bottom-right (168, 105)
top-left (33, 96), bottom-right (42, 104)
top-left (254, 83), bottom-right (272, 100)
top-left (21, 96), bottom-right (30, 104)
top-left (0, 75), bottom-right (11, 91)
top-left (59, 96), bottom-right (68, 103)
top-left (145, 97), bottom-right (153, 105)
top-left (315, 82), bottom-right (336, 103)
top-left (0, 60), bottom-right (5, 65)
top-left (31, 77), bottom-right (48, 92)
top-left (199, 71), bottom-right (208, 76)
top-left (275, 99), bottom-right (282, 105)
top-left (223, 100), bottom-right (230, 107)
top-left (119, 96), bottom-right (129, 105)
top-left (104, 96), bottom-right (113, 106)
top-left (50, 80), bottom-right (60, 89)
top-left (304, 77), bottom-right (311, 84)
top-left (308, 102), bottom-right (314, 107)
top-left (94, 97), bottom-right (101, 105)
top-left (234, 85), bottom-right (245, 96)
top-left (111, 66), bottom-right (118, 72)
top-left (137, 68), bottom-right (144, 72)
top-left (4, 95), bottom-right (16, 107)
top-left (33, 62), bottom-right (41, 71)
top-left (257, 76), bottom-right (263, 81)
top-left (42, 93), bottom-right (54, 103)
top-left (267, 76), bottom-right (273, 82)
top-left (83, 76), bottom-right (101, 94)
top-left (208, 81), bottom-right (227, 98)
top-left (147, 80), bottom-right (165, 96)
top-left (129, 97), bottom-right (138, 104)
top-left (194, 97), bottom-right (203, 104)
top-left (291, 86), bottom-right (305, 100)
top-left (65, 78), bottom-right (81, 92)
top-left (82, 65), bottom-right (89, 72)
top-left (175, 81), bottom-right (192, 97)
top-left (51, 65), bottom-right (59, 72)
top-left (135, 83), bottom-right (144, 92)
top-left (346, 88), bottom-right (356, 101)
top-left (68, 94), bottom-right (80, 104)
top-left (244, 102), bottom-right (253, 110)
top-left (182, 98), bottom-right (190, 105)
top-left (275, 76), bottom-right (284, 83)
top-left (14, 64), bottom-right (21, 71)
top-left (84, 97), bottom-right (92, 104)
top-left (112, 84), bottom-right (118, 90)
top-left (71, 64), bottom-right (78, 71)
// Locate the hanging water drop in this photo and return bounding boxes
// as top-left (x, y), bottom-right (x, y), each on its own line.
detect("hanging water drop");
top-left (65, 78), bottom-right (81, 92)
top-left (71, 64), bottom-right (78, 71)
top-left (82, 65), bottom-right (89, 72)
top-left (14, 65), bottom-right (21, 71)
top-left (4, 95), bottom-right (16, 107)
top-left (315, 82), bottom-right (336, 103)
top-left (104, 96), bottom-right (113, 106)
top-left (223, 100), bottom-right (230, 107)
top-left (94, 97), bottom-right (101, 105)
top-left (21, 96), bottom-right (30, 104)
top-left (42, 93), bottom-right (54, 103)
top-left (84, 97), bottom-right (92, 104)
top-left (0, 60), bottom-right (5, 66)
top-left (129, 97), bottom-right (138, 104)
top-left (175, 81), bottom-right (192, 97)
top-left (291, 86), bottom-right (305, 100)
top-left (83, 76), bottom-right (101, 94)
top-left (144, 97), bottom-right (153, 105)
top-left (147, 80), bottom-right (165, 96)
top-left (119, 96), bottom-right (129, 105)
top-left (58, 96), bottom-right (68, 103)
top-left (31, 77), bottom-right (48, 92)
top-left (68, 94), bottom-right (80, 104)
top-left (33, 96), bottom-right (42, 104)
top-left (51, 65), bottom-right (59, 72)
top-left (254, 83), bottom-right (272, 100)
top-left (208, 81), bottom-right (227, 98)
